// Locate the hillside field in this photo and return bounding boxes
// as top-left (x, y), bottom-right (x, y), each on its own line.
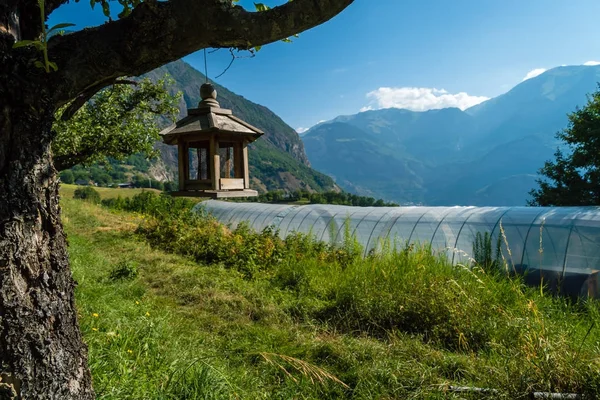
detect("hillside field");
top-left (61, 186), bottom-right (600, 399)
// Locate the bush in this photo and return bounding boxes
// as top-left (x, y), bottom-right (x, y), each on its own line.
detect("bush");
top-left (59, 170), bottom-right (74, 184)
top-left (109, 261), bottom-right (139, 281)
top-left (163, 181), bottom-right (178, 192)
top-left (73, 186), bottom-right (101, 203)
top-left (101, 191), bottom-right (196, 217)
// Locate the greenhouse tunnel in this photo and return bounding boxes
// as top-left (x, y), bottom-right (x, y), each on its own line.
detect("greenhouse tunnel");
top-left (198, 200), bottom-right (600, 299)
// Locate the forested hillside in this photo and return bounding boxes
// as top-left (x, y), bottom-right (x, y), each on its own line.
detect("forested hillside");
top-left (145, 60), bottom-right (338, 193)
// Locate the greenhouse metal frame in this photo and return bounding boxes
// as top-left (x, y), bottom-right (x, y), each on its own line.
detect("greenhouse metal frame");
top-left (200, 201), bottom-right (600, 298)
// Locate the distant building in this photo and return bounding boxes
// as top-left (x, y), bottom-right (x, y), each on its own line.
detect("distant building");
top-left (75, 179), bottom-right (91, 186)
top-left (118, 182), bottom-right (135, 189)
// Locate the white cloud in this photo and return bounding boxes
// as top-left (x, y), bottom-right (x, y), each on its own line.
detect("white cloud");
top-left (522, 68), bottom-right (547, 81)
top-left (296, 127), bottom-right (308, 134)
top-left (362, 87), bottom-right (489, 112)
top-left (584, 60), bottom-right (600, 66)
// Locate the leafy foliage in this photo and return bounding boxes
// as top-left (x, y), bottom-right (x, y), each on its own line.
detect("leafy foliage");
top-left (241, 189), bottom-right (398, 206)
top-left (529, 85), bottom-right (600, 206)
top-left (73, 186), bottom-right (101, 204)
top-left (59, 170), bottom-right (75, 184)
top-left (101, 191), bottom-right (196, 217)
top-left (472, 231), bottom-right (502, 272)
top-left (53, 77), bottom-right (180, 171)
top-left (12, 0), bottom-right (74, 72)
top-left (108, 261), bottom-right (139, 281)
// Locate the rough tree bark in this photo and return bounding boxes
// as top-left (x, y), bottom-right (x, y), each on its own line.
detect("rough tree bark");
top-left (0, 0), bottom-right (353, 398)
top-left (0, 38), bottom-right (93, 399)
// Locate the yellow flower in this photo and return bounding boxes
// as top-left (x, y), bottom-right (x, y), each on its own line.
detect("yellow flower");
top-left (92, 328), bottom-right (98, 331)
top-left (92, 313), bottom-right (99, 318)
top-left (145, 312), bottom-right (150, 317)
top-left (135, 301), bottom-right (140, 305)
top-left (127, 349), bottom-right (133, 354)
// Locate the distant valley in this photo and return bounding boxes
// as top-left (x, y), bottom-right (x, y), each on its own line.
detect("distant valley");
top-left (302, 65), bottom-right (600, 206)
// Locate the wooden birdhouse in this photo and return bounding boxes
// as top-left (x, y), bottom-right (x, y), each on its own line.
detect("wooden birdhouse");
top-left (160, 83), bottom-right (263, 198)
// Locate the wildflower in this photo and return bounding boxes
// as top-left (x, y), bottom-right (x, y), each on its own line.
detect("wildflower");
top-left (145, 312), bottom-right (150, 317)
top-left (135, 301), bottom-right (140, 305)
top-left (127, 349), bottom-right (133, 354)
top-left (92, 328), bottom-right (98, 332)
top-left (92, 313), bottom-right (99, 318)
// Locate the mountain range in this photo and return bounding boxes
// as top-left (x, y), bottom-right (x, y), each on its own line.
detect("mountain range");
top-left (302, 65), bottom-right (600, 206)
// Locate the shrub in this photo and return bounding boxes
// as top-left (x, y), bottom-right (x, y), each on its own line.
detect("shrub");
top-left (102, 191), bottom-right (196, 217)
top-left (109, 261), bottom-right (139, 281)
top-left (73, 186), bottom-right (101, 204)
top-left (59, 170), bottom-right (74, 184)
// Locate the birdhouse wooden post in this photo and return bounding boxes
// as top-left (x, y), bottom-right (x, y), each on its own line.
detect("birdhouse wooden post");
top-left (160, 83), bottom-right (262, 198)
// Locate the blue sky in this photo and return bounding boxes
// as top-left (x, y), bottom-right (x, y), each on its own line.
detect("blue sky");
top-left (50, 0), bottom-right (600, 132)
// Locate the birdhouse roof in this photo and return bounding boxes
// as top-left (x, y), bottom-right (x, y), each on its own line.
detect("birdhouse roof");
top-left (160, 83), bottom-right (263, 145)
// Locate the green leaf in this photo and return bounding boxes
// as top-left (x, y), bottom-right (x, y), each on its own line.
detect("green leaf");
top-left (101, 1), bottom-right (110, 17)
top-left (12, 40), bottom-right (40, 49)
top-left (49, 23), bottom-right (76, 32)
top-left (48, 61), bottom-right (58, 72)
top-left (254, 2), bottom-right (270, 12)
top-left (13, 40), bottom-right (45, 51)
top-left (34, 60), bottom-right (45, 69)
top-left (117, 4), bottom-right (131, 19)
top-left (253, 45), bottom-right (262, 52)
top-left (52, 76), bottom-right (181, 169)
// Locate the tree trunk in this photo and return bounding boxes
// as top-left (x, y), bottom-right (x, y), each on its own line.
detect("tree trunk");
top-left (0, 53), bottom-right (94, 399)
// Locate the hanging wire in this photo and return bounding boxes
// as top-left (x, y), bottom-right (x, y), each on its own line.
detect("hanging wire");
top-left (203, 48), bottom-right (208, 83)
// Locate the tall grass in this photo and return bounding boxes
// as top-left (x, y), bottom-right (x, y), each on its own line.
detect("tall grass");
top-left (67, 192), bottom-right (600, 398)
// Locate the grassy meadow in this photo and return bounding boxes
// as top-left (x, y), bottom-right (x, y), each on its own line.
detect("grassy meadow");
top-left (60, 184), bottom-right (163, 200)
top-left (61, 186), bottom-right (600, 399)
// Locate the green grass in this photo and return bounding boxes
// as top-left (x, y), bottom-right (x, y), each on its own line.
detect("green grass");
top-left (62, 192), bottom-right (600, 399)
top-left (61, 184), bottom-right (163, 200)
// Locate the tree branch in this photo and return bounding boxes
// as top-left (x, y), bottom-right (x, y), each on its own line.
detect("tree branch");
top-left (47, 0), bottom-right (353, 106)
top-left (59, 78), bottom-right (139, 121)
top-left (53, 153), bottom-right (90, 171)
top-left (45, 0), bottom-right (71, 18)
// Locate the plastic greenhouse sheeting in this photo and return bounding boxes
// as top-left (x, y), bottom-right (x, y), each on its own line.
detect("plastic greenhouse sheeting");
top-left (198, 201), bottom-right (600, 299)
